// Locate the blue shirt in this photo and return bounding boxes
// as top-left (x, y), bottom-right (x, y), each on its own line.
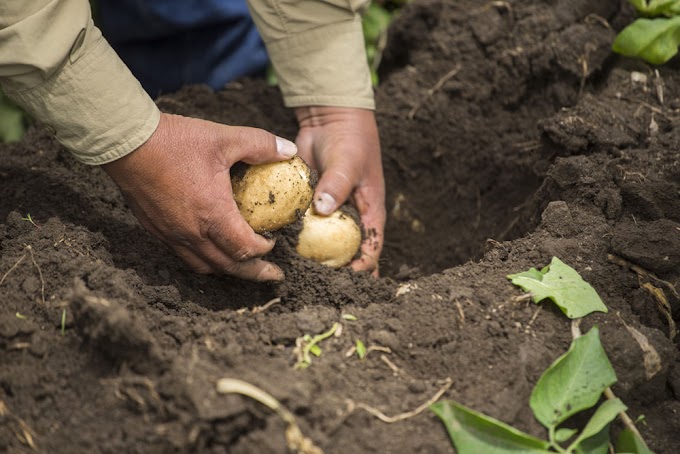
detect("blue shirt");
top-left (99, 0), bottom-right (269, 97)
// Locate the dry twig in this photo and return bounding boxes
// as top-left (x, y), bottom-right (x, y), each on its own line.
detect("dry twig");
top-left (348, 344), bottom-right (392, 359)
top-left (26, 245), bottom-right (45, 305)
top-left (237, 297), bottom-right (283, 315)
top-left (0, 245), bottom-right (46, 304)
top-left (0, 399), bottom-right (37, 450)
top-left (585, 14), bottom-right (612, 29)
top-left (251, 297), bottom-right (282, 314)
top-left (641, 282), bottom-right (676, 340)
top-left (0, 253), bottom-right (26, 286)
top-left (654, 69), bottom-right (664, 105)
top-left (608, 254), bottom-right (678, 339)
top-left (408, 64), bottom-right (462, 120)
top-left (347, 377), bottom-right (453, 424)
top-left (217, 378), bottom-right (322, 454)
top-left (524, 306), bottom-right (541, 334)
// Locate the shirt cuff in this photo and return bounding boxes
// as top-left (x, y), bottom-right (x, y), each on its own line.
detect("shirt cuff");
top-left (266, 18), bottom-right (375, 110)
top-left (4, 34), bottom-right (160, 165)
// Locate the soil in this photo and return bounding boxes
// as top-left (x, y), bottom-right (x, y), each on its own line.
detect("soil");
top-left (1, 0), bottom-right (679, 453)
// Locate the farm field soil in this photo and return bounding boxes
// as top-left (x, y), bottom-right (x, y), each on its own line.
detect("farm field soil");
top-left (1, 0), bottom-right (679, 452)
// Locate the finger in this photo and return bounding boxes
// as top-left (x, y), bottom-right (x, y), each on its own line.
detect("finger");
top-left (225, 258), bottom-right (285, 282)
top-left (220, 126), bottom-right (298, 166)
top-left (193, 243), bottom-right (284, 281)
top-left (351, 227), bottom-right (384, 276)
top-left (173, 245), bottom-right (217, 274)
top-left (176, 243), bottom-right (283, 281)
top-left (294, 130), bottom-right (318, 170)
top-left (350, 223), bottom-right (384, 276)
top-left (350, 186), bottom-right (386, 276)
top-left (206, 200), bottom-right (277, 260)
top-left (313, 161), bottom-right (356, 215)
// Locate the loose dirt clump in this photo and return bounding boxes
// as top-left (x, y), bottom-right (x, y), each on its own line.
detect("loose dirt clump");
top-left (1, 1), bottom-right (678, 453)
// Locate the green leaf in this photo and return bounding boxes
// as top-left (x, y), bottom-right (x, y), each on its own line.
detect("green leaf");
top-left (554, 427), bottom-right (577, 443)
top-left (530, 327), bottom-right (618, 429)
top-left (61, 309), bottom-right (67, 335)
top-left (518, 267), bottom-right (545, 281)
top-left (630, 0), bottom-right (646, 11)
top-left (578, 398), bottom-right (626, 442)
top-left (309, 344), bottom-right (322, 357)
top-left (355, 339), bottom-right (367, 359)
top-left (615, 428), bottom-right (655, 454)
top-left (362, 4), bottom-right (392, 43)
top-left (573, 423), bottom-right (611, 454)
top-left (430, 400), bottom-right (552, 454)
top-left (507, 257), bottom-right (607, 318)
top-left (569, 398), bottom-right (627, 451)
top-left (613, 16), bottom-right (680, 65)
top-left (630, 0), bottom-right (680, 17)
top-left (0, 93), bottom-right (27, 142)
top-left (342, 313), bottom-right (358, 321)
top-left (265, 65), bottom-right (278, 87)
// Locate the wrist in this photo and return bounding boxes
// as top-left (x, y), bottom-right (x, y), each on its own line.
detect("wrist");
top-left (295, 106), bottom-right (375, 127)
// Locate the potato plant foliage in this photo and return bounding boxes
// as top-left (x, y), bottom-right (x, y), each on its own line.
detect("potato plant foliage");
top-left (431, 328), bottom-right (653, 454)
top-left (507, 257), bottom-right (607, 319)
top-left (613, 0), bottom-right (680, 64)
top-left (430, 259), bottom-right (653, 453)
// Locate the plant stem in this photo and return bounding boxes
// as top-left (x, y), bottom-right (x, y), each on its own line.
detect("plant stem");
top-left (296, 322), bottom-right (339, 368)
top-left (548, 426), bottom-right (568, 453)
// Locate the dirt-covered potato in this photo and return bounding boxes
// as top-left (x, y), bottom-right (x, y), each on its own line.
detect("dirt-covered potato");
top-left (231, 156), bottom-right (314, 233)
top-left (296, 208), bottom-right (362, 268)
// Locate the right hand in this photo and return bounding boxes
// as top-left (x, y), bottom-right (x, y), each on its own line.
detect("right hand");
top-left (102, 112), bottom-right (298, 281)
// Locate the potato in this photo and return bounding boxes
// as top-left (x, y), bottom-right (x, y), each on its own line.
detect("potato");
top-left (296, 207), bottom-right (362, 268)
top-left (232, 156), bottom-right (314, 233)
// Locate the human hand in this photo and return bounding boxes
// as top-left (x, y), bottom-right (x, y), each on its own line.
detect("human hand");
top-left (294, 106), bottom-right (386, 276)
top-left (102, 112), bottom-right (298, 281)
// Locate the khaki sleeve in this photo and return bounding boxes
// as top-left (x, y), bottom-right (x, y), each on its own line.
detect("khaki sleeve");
top-left (246, 0), bottom-right (375, 110)
top-left (0, 0), bottom-right (160, 165)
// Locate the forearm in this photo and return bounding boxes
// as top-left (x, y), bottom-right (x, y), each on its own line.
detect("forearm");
top-left (246, 0), bottom-right (375, 109)
top-left (0, 0), bottom-right (159, 164)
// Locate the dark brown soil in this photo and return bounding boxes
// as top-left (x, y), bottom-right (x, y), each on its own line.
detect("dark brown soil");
top-left (2, 1), bottom-right (679, 452)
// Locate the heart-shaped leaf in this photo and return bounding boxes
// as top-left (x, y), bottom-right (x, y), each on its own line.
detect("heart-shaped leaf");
top-left (508, 257), bottom-right (607, 319)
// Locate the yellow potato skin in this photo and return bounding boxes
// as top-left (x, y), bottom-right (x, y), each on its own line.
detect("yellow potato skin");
top-left (296, 208), bottom-right (362, 268)
top-left (232, 156), bottom-right (314, 233)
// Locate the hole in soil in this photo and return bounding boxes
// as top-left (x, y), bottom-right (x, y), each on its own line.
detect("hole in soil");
top-left (372, 0), bottom-right (620, 279)
top-left (380, 145), bottom-right (545, 278)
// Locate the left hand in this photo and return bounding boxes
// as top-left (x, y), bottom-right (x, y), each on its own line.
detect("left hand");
top-left (294, 106), bottom-right (386, 276)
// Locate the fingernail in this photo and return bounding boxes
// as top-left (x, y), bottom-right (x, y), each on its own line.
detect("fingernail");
top-left (314, 193), bottom-right (336, 215)
top-left (267, 264), bottom-right (285, 282)
top-left (275, 136), bottom-right (297, 157)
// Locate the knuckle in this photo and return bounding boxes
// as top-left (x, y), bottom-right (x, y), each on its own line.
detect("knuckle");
top-left (222, 261), bottom-right (243, 276)
top-left (172, 232), bottom-right (195, 248)
top-left (234, 127), bottom-right (272, 154)
top-left (233, 245), bottom-right (257, 262)
top-left (252, 128), bottom-right (274, 154)
top-left (231, 127), bottom-right (251, 147)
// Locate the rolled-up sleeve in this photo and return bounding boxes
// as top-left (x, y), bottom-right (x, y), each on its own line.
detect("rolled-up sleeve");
top-left (247, 0), bottom-right (375, 110)
top-left (0, 0), bottom-right (160, 165)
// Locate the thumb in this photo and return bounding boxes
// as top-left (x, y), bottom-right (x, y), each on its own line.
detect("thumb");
top-left (220, 125), bottom-right (298, 166)
top-left (313, 165), bottom-right (354, 215)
